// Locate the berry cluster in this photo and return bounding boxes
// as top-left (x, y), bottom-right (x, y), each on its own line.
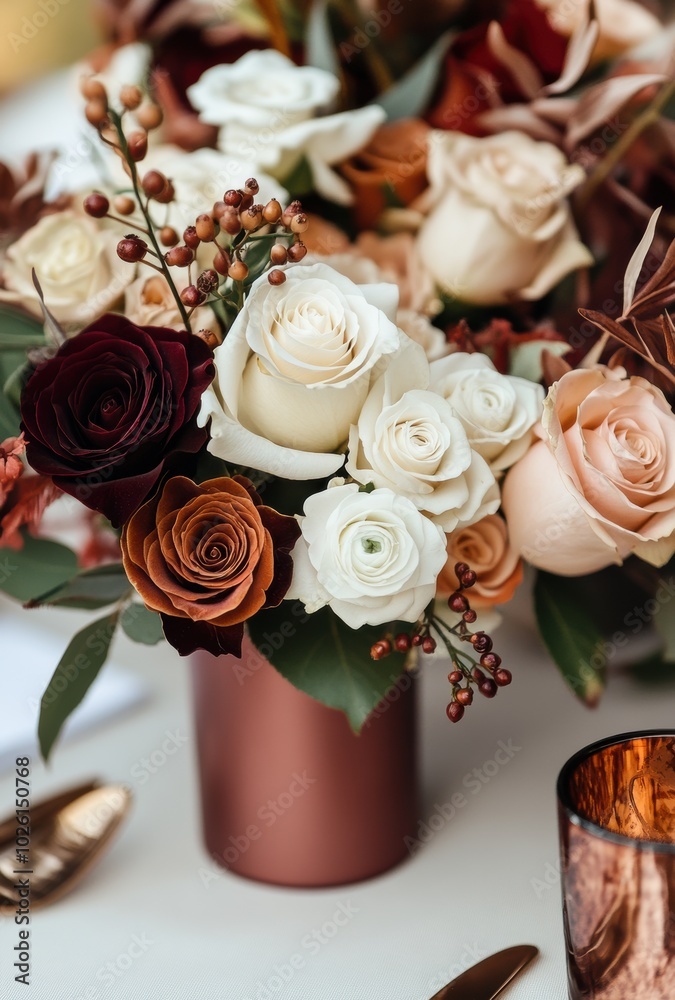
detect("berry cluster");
top-left (80, 75), bottom-right (308, 340)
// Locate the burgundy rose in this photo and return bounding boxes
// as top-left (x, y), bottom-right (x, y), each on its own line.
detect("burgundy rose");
top-left (121, 475), bottom-right (301, 657)
top-left (20, 314), bottom-right (214, 526)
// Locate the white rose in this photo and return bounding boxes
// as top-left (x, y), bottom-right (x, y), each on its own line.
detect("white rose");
top-left (430, 353), bottom-right (544, 472)
top-left (346, 342), bottom-right (499, 530)
top-left (187, 50), bottom-right (385, 204)
top-left (198, 262), bottom-right (401, 479)
top-left (124, 274), bottom-right (219, 337)
top-left (0, 210), bottom-right (132, 333)
top-left (416, 131), bottom-right (593, 305)
top-left (287, 483), bottom-right (447, 628)
top-left (396, 310), bottom-right (450, 361)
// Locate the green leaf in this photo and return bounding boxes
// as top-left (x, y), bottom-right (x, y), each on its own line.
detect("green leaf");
top-left (38, 611), bottom-right (119, 761)
top-left (3, 359), bottom-right (32, 412)
top-left (534, 571), bottom-right (607, 706)
top-left (0, 390), bottom-right (19, 439)
top-left (26, 563), bottom-right (130, 610)
top-left (248, 603), bottom-right (407, 732)
top-left (121, 604), bottom-right (164, 645)
top-left (0, 533), bottom-right (78, 602)
top-left (374, 31), bottom-right (455, 120)
top-left (0, 305), bottom-right (45, 349)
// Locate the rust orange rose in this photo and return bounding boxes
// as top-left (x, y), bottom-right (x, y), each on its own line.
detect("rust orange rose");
top-left (438, 514), bottom-right (523, 608)
top-left (340, 118), bottom-right (430, 231)
top-left (121, 475), bottom-right (301, 657)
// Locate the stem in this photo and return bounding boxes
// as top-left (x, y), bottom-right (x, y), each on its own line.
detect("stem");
top-left (109, 111), bottom-right (192, 332)
top-left (333, 0), bottom-right (395, 93)
top-left (106, 213), bottom-right (149, 233)
top-left (578, 80), bottom-right (675, 211)
top-left (255, 0), bottom-right (291, 57)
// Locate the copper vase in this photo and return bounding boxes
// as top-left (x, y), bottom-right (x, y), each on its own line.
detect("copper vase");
top-left (190, 635), bottom-right (418, 888)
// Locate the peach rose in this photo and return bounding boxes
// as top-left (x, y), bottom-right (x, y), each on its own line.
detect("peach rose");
top-left (437, 514), bottom-right (523, 608)
top-left (503, 368), bottom-right (675, 576)
top-left (121, 475), bottom-right (301, 657)
top-left (340, 118), bottom-right (430, 230)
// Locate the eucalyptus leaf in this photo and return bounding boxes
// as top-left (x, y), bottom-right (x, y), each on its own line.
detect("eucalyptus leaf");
top-left (121, 604), bottom-right (164, 645)
top-left (374, 31), bottom-right (455, 120)
top-left (38, 611), bottom-right (119, 761)
top-left (0, 533), bottom-right (78, 603)
top-left (534, 571), bottom-right (606, 706)
top-left (26, 563), bottom-right (130, 610)
top-left (248, 603), bottom-right (407, 732)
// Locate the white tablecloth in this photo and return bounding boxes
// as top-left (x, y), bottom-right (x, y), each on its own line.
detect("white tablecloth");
top-left (1, 592), bottom-right (673, 1000)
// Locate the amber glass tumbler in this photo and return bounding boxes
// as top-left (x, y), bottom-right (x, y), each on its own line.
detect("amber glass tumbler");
top-left (558, 731), bottom-right (675, 999)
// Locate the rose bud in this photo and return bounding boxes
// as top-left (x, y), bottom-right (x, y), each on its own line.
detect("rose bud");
top-left (113, 194), bottom-right (136, 216)
top-left (120, 84), bottom-right (142, 110)
top-left (197, 269), bottom-right (219, 294)
top-left (218, 207), bottom-right (241, 236)
top-left (159, 226), bottom-right (179, 247)
top-left (270, 244), bottom-right (288, 265)
top-left (165, 245), bottom-right (194, 267)
top-left (213, 249), bottom-right (231, 275)
top-left (224, 189), bottom-right (242, 208)
top-left (287, 242), bottom-right (307, 262)
top-left (80, 76), bottom-right (107, 102)
top-left (83, 193), bottom-right (109, 218)
top-left (268, 269), bottom-right (286, 286)
top-left (263, 199), bottom-right (282, 224)
top-left (180, 285), bottom-right (206, 307)
top-left (85, 99), bottom-right (109, 128)
top-left (127, 130), bottom-right (148, 162)
top-left (290, 213), bottom-right (309, 234)
top-left (141, 170), bottom-right (167, 197)
top-left (228, 260), bottom-right (248, 281)
top-left (240, 206), bottom-right (263, 231)
top-left (136, 103), bottom-right (163, 131)
top-left (117, 235), bottom-right (147, 262)
top-left (195, 214), bottom-right (215, 242)
top-left (183, 226), bottom-right (200, 250)
top-left (244, 177), bottom-right (259, 195)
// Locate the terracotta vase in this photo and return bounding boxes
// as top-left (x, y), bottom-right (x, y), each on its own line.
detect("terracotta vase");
top-left (190, 635), bottom-right (418, 888)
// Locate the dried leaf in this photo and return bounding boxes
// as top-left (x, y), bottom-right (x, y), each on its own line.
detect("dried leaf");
top-left (623, 207), bottom-right (661, 315)
top-left (629, 240), bottom-right (675, 318)
top-left (0, 476), bottom-right (61, 550)
top-left (477, 104), bottom-right (562, 143)
top-left (31, 269), bottom-right (65, 346)
top-left (541, 349), bottom-right (573, 386)
top-left (661, 312), bottom-right (675, 367)
top-left (486, 21), bottom-right (544, 100)
top-left (541, 15), bottom-right (599, 96)
top-left (566, 73), bottom-right (666, 151)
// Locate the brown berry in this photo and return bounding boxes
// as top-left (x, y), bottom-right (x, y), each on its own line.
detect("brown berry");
top-left (494, 669), bottom-right (512, 687)
top-left (212, 200), bottom-right (228, 220)
top-left (454, 562), bottom-right (469, 579)
top-left (224, 189), bottom-right (242, 208)
top-left (80, 76), bottom-right (107, 102)
top-left (463, 609), bottom-right (478, 624)
top-left (472, 633), bottom-right (492, 654)
top-left (270, 244), bottom-right (288, 266)
top-left (180, 285), bottom-right (206, 307)
top-left (422, 636), bottom-right (436, 654)
top-left (456, 688), bottom-right (473, 706)
top-left (446, 702), bottom-right (465, 723)
top-left (197, 269), bottom-right (219, 294)
top-left (218, 207), bottom-right (241, 236)
top-left (196, 214), bottom-right (215, 242)
top-left (448, 670), bottom-right (463, 685)
top-left (165, 245), bottom-right (194, 267)
top-left (241, 206), bottom-right (263, 231)
top-left (282, 200), bottom-right (303, 226)
top-left (244, 177), bottom-right (259, 195)
top-left (471, 666), bottom-right (486, 682)
top-left (83, 193), bottom-right (109, 218)
top-left (290, 213), bottom-right (309, 234)
top-left (479, 679), bottom-right (497, 698)
top-left (195, 329), bottom-right (222, 349)
top-left (159, 226), bottom-right (179, 247)
top-left (394, 633), bottom-right (412, 653)
top-left (213, 249), bottom-right (231, 275)
top-left (268, 269), bottom-right (286, 285)
top-left (412, 634), bottom-right (423, 646)
top-left (183, 226), bottom-right (200, 250)
top-left (85, 99), bottom-right (109, 128)
top-left (127, 130), bottom-right (148, 161)
top-left (239, 192), bottom-right (253, 211)
top-left (136, 103), bottom-right (163, 131)
top-left (287, 242), bottom-right (307, 262)
top-left (113, 195), bottom-right (136, 216)
top-left (228, 260), bottom-right (249, 281)
top-left (141, 170), bottom-right (167, 197)
top-left (154, 180), bottom-right (175, 204)
top-left (460, 570), bottom-right (477, 588)
top-left (370, 640), bottom-right (392, 661)
top-left (263, 199), bottom-right (283, 224)
top-left (448, 592), bottom-right (469, 613)
top-left (120, 84), bottom-right (142, 111)
top-left (117, 235), bottom-right (147, 262)
top-left (480, 652), bottom-right (501, 671)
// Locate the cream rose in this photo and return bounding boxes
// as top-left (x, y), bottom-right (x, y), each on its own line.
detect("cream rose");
top-left (187, 50), bottom-right (385, 205)
top-left (198, 262), bottom-right (401, 479)
top-left (287, 483), bottom-right (447, 628)
top-left (346, 343), bottom-right (499, 530)
top-left (430, 353), bottom-right (544, 472)
top-left (437, 514), bottom-right (523, 609)
top-left (536, 0), bottom-right (660, 60)
top-left (124, 274), bottom-right (219, 338)
top-left (0, 211), bottom-right (132, 333)
top-left (416, 131), bottom-right (593, 305)
top-left (503, 368), bottom-right (675, 576)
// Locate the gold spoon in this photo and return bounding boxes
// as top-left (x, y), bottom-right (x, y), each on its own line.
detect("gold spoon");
top-left (0, 781), bottom-right (132, 909)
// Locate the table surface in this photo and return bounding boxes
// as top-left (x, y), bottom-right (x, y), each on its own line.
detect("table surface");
top-left (1, 589), bottom-right (673, 1000)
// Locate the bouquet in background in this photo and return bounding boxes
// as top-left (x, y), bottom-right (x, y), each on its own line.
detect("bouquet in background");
top-left (0, 0), bottom-right (674, 758)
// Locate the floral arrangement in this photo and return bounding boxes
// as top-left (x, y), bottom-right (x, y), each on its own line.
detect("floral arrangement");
top-left (1, 0), bottom-right (674, 758)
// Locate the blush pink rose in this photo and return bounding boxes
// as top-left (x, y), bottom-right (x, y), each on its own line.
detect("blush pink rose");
top-left (503, 368), bottom-right (675, 576)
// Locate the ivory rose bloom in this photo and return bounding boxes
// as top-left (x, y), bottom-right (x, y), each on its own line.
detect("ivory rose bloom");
top-left (346, 343), bottom-right (499, 530)
top-left (416, 131), bottom-right (593, 305)
top-left (187, 50), bottom-right (385, 204)
top-left (503, 368), bottom-right (675, 576)
top-left (0, 211), bottom-right (132, 332)
top-left (198, 262), bottom-right (401, 480)
top-left (287, 483), bottom-right (447, 628)
top-left (125, 274), bottom-right (219, 338)
top-left (438, 515), bottom-right (523, 608)
top-left (430, 353), bottom-right (544, 471)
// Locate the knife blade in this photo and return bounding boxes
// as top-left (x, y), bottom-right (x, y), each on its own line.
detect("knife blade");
top-left (429, 944), bottom-right (538, 999)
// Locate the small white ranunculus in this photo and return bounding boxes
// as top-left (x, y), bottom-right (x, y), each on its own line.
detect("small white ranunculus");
top-left (187, 50), bottom-right (385, 204)
top-left (416, 130), bottom-right (593, 305)
top-left (346, 343), bottom-right (499, 530)
top-left (198, 262), bottom-right (401, 480)
top-left (430, 353), bottom-right (544, 472)
top-left (0, 210), bottom-right (132, 334)
top-left (287, 483), bottom-right (448, 628)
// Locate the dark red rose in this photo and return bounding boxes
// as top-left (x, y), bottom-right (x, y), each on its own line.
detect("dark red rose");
top-left (20, 314), bottom-right (214, 527)
top-left (121, 475), bottom-right (301, 658)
